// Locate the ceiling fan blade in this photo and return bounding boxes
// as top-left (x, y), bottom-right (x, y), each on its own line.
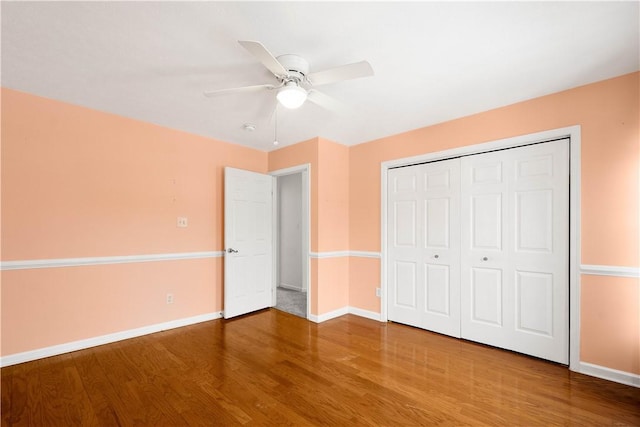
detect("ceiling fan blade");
top-left (306, 89), bottom-right (349, 114)
top-left (203, 83), bottom-right (275, 97)
top-left (307, 61), bottom-right (374, 86)
top-left (238, 40), bottom-right (289, 78)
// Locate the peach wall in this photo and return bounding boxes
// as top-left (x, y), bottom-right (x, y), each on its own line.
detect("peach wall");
top-left (1, 88), bottom-right (266, 260)
top-left (348, 72), bottom-right (640, 374)
top-left (315, 139), bottom-right (349, 313)
top-left (316, 138), bottom-right (349, 252)
top-left (1, 258), bottom-right (220, 355)
top-left (581, 275), bottom-right (639, 374)
top-left (349, 257), bottom-right (380, 313)
top-left (316, 257), bottom-right (349, 314)
top-left (1, 88), bottom-right (266, 356)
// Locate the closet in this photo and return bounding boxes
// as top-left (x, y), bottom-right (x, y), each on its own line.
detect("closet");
top-left (387, 139), bottom-right (569, 364)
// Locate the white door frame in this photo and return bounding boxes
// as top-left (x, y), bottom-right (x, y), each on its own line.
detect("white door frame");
top-left (271, 164), bottom-right (311, 319)
top-left (380, 125), bottom-right (581, 371)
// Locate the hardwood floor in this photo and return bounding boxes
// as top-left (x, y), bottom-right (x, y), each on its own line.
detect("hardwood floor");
top-left (2, 309), bottom-right (639, 426)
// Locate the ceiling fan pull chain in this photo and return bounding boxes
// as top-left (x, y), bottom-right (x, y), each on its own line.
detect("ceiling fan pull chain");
top-left (273, 106), bottom-right (279, 146)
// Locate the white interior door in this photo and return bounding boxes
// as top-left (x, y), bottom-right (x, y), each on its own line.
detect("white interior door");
top-left (387, 158), bottom-right (461, 338)
top-left (224, 167), bottom-right (273, 319)
top-left (460, 139), bottom-right (569, 363)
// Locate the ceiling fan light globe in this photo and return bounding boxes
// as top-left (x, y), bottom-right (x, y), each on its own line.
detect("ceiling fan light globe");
top-left (277, 84), bottom-right (307, 109)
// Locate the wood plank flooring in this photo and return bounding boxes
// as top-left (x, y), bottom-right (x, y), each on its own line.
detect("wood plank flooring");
top-left (2, 309), bottom-right (639, 426)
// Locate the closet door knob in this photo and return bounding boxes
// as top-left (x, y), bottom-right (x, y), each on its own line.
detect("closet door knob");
top-left (482, 256), bottom-right (488, 261)
top-left (434, 254), bottom-right (439, 259)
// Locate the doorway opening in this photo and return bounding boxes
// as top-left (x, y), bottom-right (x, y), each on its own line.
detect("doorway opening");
top-left (271, 165), bottom-right (310, 319)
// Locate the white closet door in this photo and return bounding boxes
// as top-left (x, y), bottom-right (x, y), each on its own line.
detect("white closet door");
top-left (460, 139), bottom-right (569, 363)
top-left (388, 158), bottom-right (461, 338)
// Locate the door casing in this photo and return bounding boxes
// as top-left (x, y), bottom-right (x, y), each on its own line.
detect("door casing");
top-left (380, 125), bottom-right (581, 370)
top-left (270, 164), bottom-right (311, 319)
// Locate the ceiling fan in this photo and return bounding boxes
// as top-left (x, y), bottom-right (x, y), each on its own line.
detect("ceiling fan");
top-left (204, 40), bottom-right (374, 111)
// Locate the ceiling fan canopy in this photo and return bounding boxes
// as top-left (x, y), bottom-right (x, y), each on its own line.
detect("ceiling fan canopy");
top-left (204, 40), bottom-right (374, 112)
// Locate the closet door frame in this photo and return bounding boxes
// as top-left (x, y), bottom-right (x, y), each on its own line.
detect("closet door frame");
top-left (380, 125), bottom-right (581, 371)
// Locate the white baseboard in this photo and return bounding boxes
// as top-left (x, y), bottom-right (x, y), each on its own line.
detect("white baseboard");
top-left (309, 307), bottom-right (349, 323)
top-left (0, 311), bottom-right (222, 367)
top-left (309, 306), bottom-right (382, 323)
top-left (349, 306), bottom-right (383, 321)
top-left (278, 282), bottom-right (303, 291)
top-left (578, 362), bottom-right (640, 388)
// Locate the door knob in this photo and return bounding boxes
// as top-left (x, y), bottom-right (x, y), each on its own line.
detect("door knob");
top-left (482, 256), bottom-right (488, 261)
top-left (434, 254), bottom-right (439, 259)
top-left (227, 248), bottom-right (239, 253)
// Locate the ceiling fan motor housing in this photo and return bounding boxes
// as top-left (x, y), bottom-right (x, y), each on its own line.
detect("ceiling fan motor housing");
top-left (204, 41), bottom-right (373, 113)
top-left (276, 54), bottom-right (309, 82)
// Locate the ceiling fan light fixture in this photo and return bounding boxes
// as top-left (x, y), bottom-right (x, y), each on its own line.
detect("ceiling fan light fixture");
top-left (277, 82), bottom-right (307, 109)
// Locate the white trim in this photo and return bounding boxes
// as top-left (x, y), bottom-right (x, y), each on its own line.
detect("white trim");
top-left (308, 306), bottom-right (382, 323)
top-left (380, 125), bottom-right (582, 371)
top-left (309, 251), bottom-right (381, 259)
top-left (310, 251), bottom-right (350, 259)
top-left (349, 306), bottom-right (383, 321)
top-left (580, 264), bottom-right (640, 278)
top-left (272, 174), bottom-right (280, 308)
top-left (381, 155), bottom-right (390, 323)
top-left (0, 251), bottom-right (224, 271)
top-left (309, 307), bottom-right (349, 323)
top-left (578, 362), bottom-right (640, 388)
top-left (382, 127), bottom-right (578, 169)
top-left (0, 312), bottom-right (222, 367)
top-left (569, 126), bottom-right (582, 371)
top-left (349, 251), bottom-right (381, 259)
top-left (278, 282), bottom-right (303, 291)
top-left (269, 164), bottom-right (311, 177)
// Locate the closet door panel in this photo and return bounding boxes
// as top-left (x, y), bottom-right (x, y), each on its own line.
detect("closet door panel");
top-left (470, 267), bottom-right (503, 326)
top-left (388, 166), bottom-right (422, 327)
top-left (461, 153), bottom-right (509, 348)
top-left (461, 140), bottom-right (569, 364)
top-left (388, 158), bottom-right (461, 338)
top-left (508, 140), bottom-right (569, 363)
top-left (425, 264), bottom-right (451, 315)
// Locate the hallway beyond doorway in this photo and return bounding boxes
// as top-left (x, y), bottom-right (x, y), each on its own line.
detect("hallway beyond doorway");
top-left (275, 286), bottom-right (306, 318)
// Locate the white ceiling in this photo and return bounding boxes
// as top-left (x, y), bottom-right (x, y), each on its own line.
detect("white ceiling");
top-left (2, 2), bottom-right (638, 152)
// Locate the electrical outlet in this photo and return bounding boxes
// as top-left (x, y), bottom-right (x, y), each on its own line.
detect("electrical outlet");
top-left (177, 217), bottom-right (188, 227)
top-left (166, 293), bottom-right (174, 304)
top-left (376, 287), bottom-right (381, 297)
